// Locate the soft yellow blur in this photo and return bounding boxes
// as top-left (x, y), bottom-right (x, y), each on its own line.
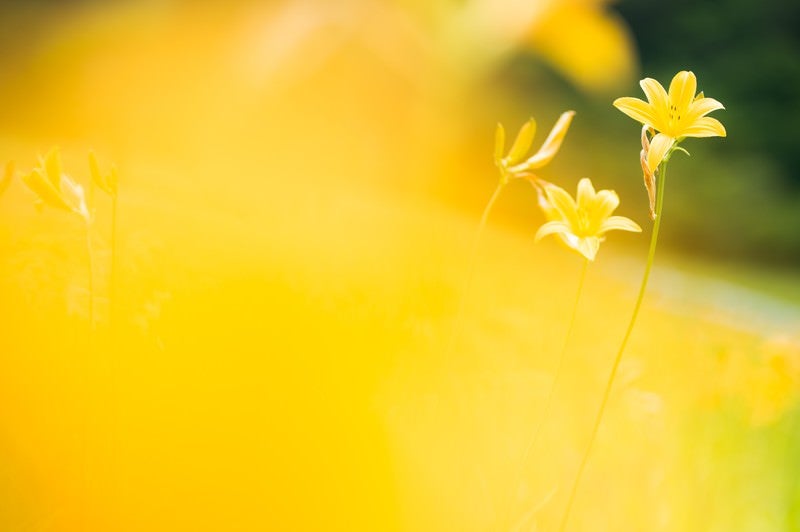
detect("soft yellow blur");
top-left (0, 2), bottom-right (796, 531)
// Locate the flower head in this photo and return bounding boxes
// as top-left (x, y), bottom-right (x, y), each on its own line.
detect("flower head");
top-left (614, 70), bottom-right (725, 172)
top-left (535, 178), bottom-right (641, 261)
top-left (22, 147), bottom-right (90, 221)
top-left (495, 110), bottom-right (575, 183)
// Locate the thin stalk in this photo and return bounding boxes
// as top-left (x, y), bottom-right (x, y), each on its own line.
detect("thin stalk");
top-left (558, 162), bottom-right (669, 531)
top-left (502, 257), bottom-right (589, 530)
top-left (445, 182), bottom-right (505, 357)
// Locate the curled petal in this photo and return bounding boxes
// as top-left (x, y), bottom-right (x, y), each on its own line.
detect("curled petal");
top-left (517, 110), bottom-right (575, 170)
top-left (534, 220), bottom-right (572, 243)
top-left (613, 97), bottom-right (656, 128)
top-left (640, 150), bottom-right (657, 220)
top-left (646, 133), bottom-right (675, 173)
top-left (681, 116), bottom-right (727, 138)
top-left (640, 125), bottom-right (651, 151)
top-left (599, 215), bottom-right (642, 234)
top-left (668, 70), bottom-right (697, 113)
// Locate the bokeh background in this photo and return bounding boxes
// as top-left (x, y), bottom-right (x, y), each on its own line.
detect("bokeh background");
top-left (0, 0), bottom-right (799, 530)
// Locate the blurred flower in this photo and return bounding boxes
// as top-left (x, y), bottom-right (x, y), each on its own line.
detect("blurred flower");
top-left (495, 111), bottom-right (575, 184)
top-left (0, 161), bottom-right (14, 197)
top-left (614, 71), bottom-right (726, 172)
top-left (522, 0), bottom-right (637, 92)
top-left (244, 0), bottom-right (636, 94)
top-left (89, 151), bottom-right (118, 196)
top-left (22, 147), bottom-right (90, 221)
top-left (535, 178), bottom-right (641, 261)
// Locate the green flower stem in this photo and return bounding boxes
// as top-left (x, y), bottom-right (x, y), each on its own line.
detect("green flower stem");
top-left (503, 257), bottom-right (589, 531)
top-left (445, 182), bottom-right (505, 357)
top-left (559, 161), bottom-right (669, 531)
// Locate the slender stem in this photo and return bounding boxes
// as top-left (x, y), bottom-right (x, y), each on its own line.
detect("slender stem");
top-left (445, 182), bottom-right (505, 357)
top-left (502, 257), bottom-right (589, 530)
top-left (558, 163), bottom-right (668, 531)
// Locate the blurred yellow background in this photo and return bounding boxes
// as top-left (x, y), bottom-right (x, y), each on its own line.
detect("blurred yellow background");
top-left (0, 1), bottom-right (798, 531)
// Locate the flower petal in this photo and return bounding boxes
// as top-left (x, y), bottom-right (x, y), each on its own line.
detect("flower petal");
top-left (22, 169), bottom-right (72, 211)
top-left (576, 237), bottom-right (600, 261)
top-left (494, 123), bottom-right (505, 163)
top-left (681, 116), bottom-right (727, 138)
top-left (640, 77), bottom-right (669, 108)
top-left (599, 215), bottom-right (642, 234)
top-left (591, 189), bottom-right (620, 223)
top-left (534, 220), bottom-right (573, 243)
top-left (576, 177), bottom-right (596, 208)
top-left (544, 183), bottom-right (579, 228)
top-left (687, 97), bottom-right (725, 120)
top-left (506, 118), bottom-right (537, 166)
top-left (517, 110), bottom-right (575, 170)
top-left (668, 71), bottom-right (697, 114)
top-left (646, 133), bottom-right (675, 172)
top-left (43, 147), bottom-right (64, 189)
top-left (613, 97), bottom-right (656, 127)
top-left (640, 77), bottom-right (670, 129)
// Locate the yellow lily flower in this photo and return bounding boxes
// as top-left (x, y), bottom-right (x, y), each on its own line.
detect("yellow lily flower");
top-left (495, 111), bottom-right (575, 183)
top-left (535, 178), bottom-right (641, 261)
top-left (613, 70), bottom-right (726, 172)
top-left (22, 147), bottom-right (90, 221)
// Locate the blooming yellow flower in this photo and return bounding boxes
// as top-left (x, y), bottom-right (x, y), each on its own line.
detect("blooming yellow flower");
top-left (22, 147), bottom-right (90, 221)
top-left (613, 70), bottom-right (726, 172)
top-left (535, 178), bottom-right (641, 261)
top-left (495, 110), bottom-right (575, 183)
